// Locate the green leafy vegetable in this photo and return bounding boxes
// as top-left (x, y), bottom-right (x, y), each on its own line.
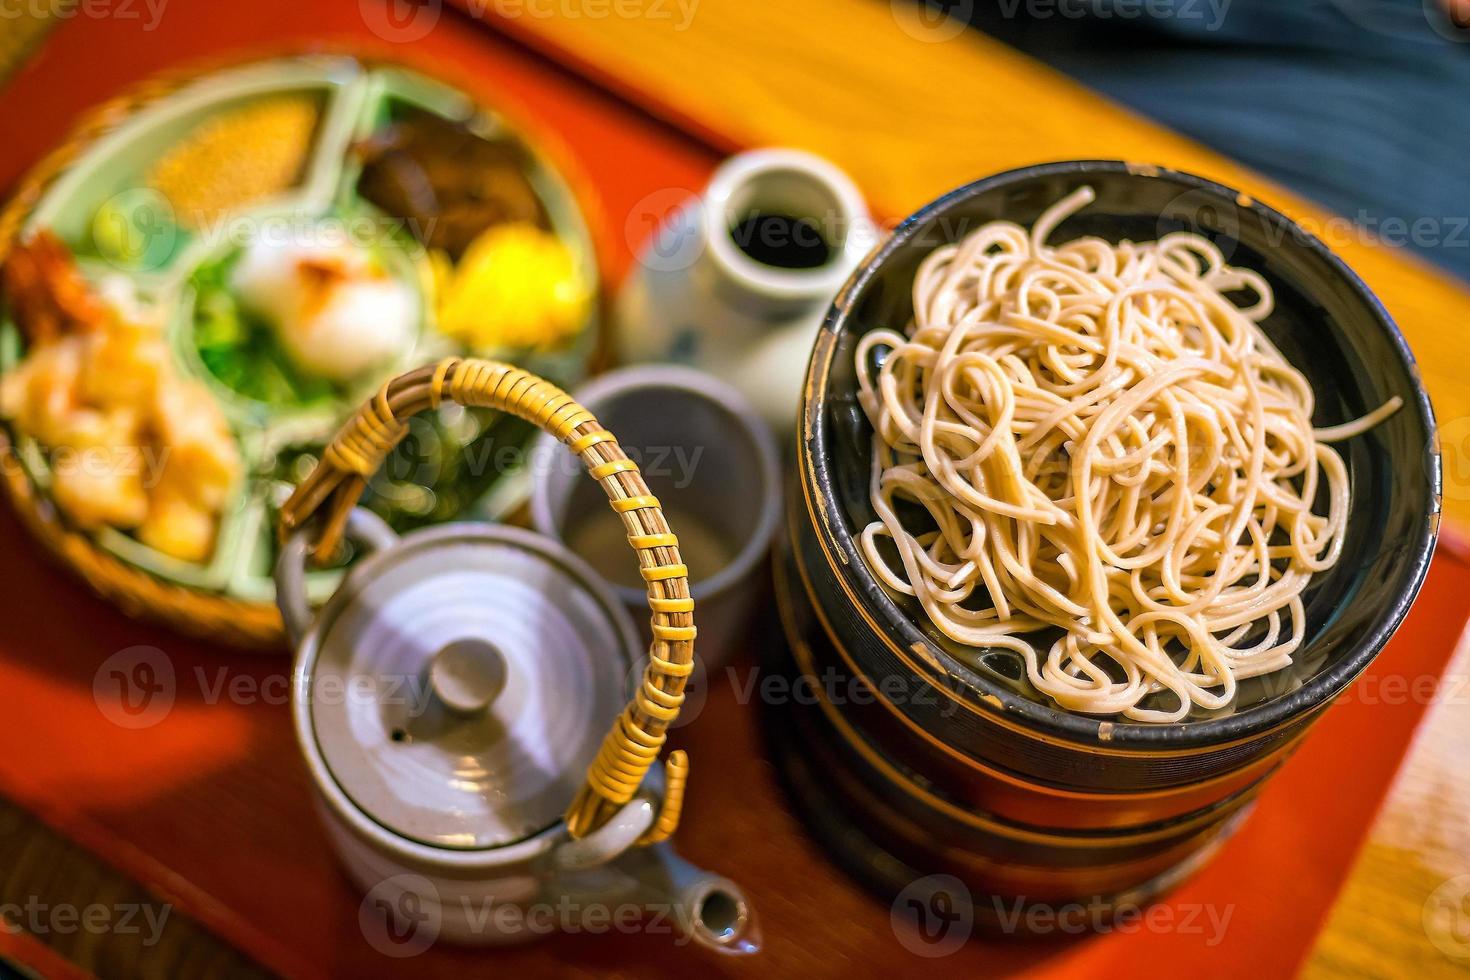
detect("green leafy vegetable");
top-left (188, 248), bottom-right (337, 406)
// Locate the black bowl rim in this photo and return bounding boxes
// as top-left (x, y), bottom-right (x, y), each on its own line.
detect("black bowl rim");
top-left (803, 159), bottom-right (1443, 749)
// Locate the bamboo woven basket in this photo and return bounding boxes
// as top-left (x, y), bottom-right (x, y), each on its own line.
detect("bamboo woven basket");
top-left (0, 50), bottom-right (605, 647)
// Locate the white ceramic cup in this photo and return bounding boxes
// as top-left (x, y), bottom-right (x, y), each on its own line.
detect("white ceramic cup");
top-left (529, 366), bottom-right (782, 670)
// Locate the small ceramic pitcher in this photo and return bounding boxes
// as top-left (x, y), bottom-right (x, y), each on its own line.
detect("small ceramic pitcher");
top-left (616, 148), bottom-right (874, 432)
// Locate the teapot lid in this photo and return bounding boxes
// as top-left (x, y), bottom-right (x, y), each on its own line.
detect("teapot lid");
top-left (303, 523), bottom-right (637, 850)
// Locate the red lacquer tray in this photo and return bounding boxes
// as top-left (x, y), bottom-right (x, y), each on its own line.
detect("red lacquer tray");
top-left (0, 3), bottom-right (1463, 977)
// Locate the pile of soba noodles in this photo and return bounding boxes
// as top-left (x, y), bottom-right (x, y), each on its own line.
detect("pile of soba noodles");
top-left (855, 187), bottom-right (1399, 723)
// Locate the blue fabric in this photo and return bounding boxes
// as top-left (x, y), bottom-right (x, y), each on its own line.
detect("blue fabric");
top-left (952, 0), bottom-right (1470, 280)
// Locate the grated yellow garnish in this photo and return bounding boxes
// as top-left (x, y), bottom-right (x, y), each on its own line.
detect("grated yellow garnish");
top-left (149, 95), bottom-right (317, 229)
top-left (435, 223), bottom-right (589, 352)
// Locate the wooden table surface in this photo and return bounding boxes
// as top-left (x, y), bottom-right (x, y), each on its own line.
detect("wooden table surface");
top-left (2, 1), bottom-right (1469, 977)
top-left (482, 5), bottom-right (1470, 974)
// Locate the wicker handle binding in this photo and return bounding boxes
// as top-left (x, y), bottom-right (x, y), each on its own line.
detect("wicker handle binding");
top-left (280, 357), bottom-right (694, 846)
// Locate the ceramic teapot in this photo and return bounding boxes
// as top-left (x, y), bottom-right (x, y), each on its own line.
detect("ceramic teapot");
top-left (274, 358), bottom-right (755, 952)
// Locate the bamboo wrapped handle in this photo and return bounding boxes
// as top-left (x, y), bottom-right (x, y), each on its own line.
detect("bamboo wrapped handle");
top-left (280, 358), bottom-right (693, 845)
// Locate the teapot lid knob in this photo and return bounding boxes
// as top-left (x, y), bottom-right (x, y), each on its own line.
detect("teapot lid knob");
top-left (428, 638), bottom-right (508, 715)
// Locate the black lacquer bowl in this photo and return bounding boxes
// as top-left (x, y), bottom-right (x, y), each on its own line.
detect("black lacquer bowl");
top-left (774, 161), bottom-right (1442, 914)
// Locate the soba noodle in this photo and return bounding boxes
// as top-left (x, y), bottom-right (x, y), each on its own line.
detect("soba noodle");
top-left (855, 187), bottom-right (1400, 723)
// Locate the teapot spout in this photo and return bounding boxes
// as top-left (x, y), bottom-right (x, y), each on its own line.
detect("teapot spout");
top-left (542, 766), bottom-right (758, 953)
top-left (625, 843), bottom-right (760, 955)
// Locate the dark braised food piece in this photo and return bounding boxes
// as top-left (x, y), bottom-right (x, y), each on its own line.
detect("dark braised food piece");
top-left (354, 107), bottom-right (548, 259)
top-left (3, 230), bottom-right (107, 344)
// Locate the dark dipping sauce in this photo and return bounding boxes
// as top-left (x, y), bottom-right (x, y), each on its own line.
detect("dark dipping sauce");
top-left (729, 212), bottom-right (832, 270)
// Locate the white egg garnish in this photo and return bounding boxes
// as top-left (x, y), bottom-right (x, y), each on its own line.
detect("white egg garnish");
top-left (229, 235), bottom-right (417, 383)
top-left (285, 276), bottom-right (417, 381)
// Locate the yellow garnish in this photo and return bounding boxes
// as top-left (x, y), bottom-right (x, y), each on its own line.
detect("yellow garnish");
top-left (435, 224), bottom-right (588, 351)
top-left (149, 96), bottom-right (317, 229)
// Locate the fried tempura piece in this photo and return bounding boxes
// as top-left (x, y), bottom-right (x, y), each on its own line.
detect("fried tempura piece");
top-left (151, 379), bottom-right (240, 514)
top-left (0, 338), bottom-right (84, 446)
top-left (138, 487), bottom-right (217, 564)
top-left (2, 233), bottom-right (243, 562)
top-left (47, 408), bottom-right (150, 530)
top-left (141, 381), bottom-right (242, 563)
top-left (78, 313), bottom-right (167, 410)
